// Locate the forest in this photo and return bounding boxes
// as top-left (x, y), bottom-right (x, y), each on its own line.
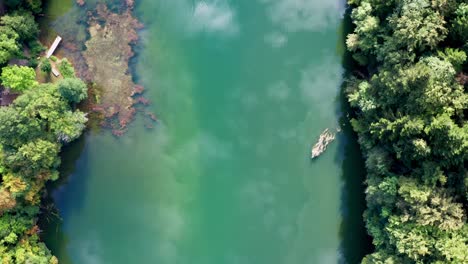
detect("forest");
top-left (0, 0), bottom-right (87, 263)
top-left (346, 0), bottom-right (467, 263)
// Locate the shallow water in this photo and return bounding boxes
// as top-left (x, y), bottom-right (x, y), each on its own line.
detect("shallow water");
top-left (43, 0), bottom-right (370, 263)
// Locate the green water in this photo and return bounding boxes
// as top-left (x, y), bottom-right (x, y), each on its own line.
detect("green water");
top-left (43, 0), bottom-right (370, 263)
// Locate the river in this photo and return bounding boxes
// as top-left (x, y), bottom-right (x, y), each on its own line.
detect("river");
top-left (41, 0), bottom-right (370, 263)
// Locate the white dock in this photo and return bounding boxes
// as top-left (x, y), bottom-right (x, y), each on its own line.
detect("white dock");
top-left (46, 36), bottom-right (62, 58)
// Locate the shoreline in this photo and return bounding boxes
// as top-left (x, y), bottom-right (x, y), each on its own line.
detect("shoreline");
top-left (41, 0), bottom-right (155, 135)
top-left (0, 1), bottom-right (89, 261)
top-left (38, 0), bottom-right (154, 260)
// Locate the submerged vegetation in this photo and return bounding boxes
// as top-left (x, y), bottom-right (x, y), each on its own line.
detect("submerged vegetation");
top-left (83, 3), bottom-right (145, 134)
top-left (0, 0), bottom-right (87, 262)
top-left (346, 0), bottom-right (467, 262)
top-left (47, 0), bottom-right (153, 136)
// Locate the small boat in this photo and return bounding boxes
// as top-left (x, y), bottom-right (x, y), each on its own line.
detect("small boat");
top-left (311, 129), bottom-right (336, 159)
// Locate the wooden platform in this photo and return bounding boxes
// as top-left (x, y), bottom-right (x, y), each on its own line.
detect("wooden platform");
top-left (46, 36), bottom-right (62, 58)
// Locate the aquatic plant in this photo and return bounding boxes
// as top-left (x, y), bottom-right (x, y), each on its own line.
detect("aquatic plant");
top-left (83, 3), bottom-right (151, 134)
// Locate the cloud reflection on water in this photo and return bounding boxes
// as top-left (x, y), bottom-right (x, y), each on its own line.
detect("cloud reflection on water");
top-left (264, 32), bottom-right (288, 48)
top-left (259, 0), bottom-right (344, 32)
top-left (190, 1), bottom-right (239, 35)
top-left (76, 233), bottom-right (102, 264)
top-left (299, 56), bottom-right (343, 121)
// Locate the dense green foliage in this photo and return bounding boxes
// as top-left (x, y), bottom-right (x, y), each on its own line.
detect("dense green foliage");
top-left (4, 0), bottom-right (42, 14)
top-left (0, 82), bottom-right (87, 263)
top-left (0, 1), bottom-right (88, 263)
top-left (1, 65), bottom-right (37, 92)
top-left (57, 59), bottom-right (75, 79)
top-left (0, 84), bottom-right (86, 263)
top-left (57, 78), bottom-right (88, 104)
top-left (346, 0), bottom-right (468, 263)
top-left (0, 3), bottom-right (39, 65)
top-left (0, 26), bottom-right (19, 65)
top-left (40, 58), bottom-right (51, 73)
top-left (1, 11), bottom-right (38, 41)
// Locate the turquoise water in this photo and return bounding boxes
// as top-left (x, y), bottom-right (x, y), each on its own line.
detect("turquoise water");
top-left (43, 0), bottom-right (370, 263)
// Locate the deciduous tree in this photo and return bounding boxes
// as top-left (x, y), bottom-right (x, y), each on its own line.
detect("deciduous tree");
top-left (57, 77), bottom-right (88, 103)
top-left (1, 65), bottom-right (37, 92)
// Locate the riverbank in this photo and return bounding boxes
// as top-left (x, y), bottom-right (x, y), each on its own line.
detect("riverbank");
top-left (0, 1), bottom-right (88, 261)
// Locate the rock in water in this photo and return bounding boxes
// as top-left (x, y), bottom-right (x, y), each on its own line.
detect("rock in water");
top-left (311, 129), bottom-right (336, 159)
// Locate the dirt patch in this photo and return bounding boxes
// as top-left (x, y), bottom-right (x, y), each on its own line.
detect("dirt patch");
top-left (0, 88), bottom-right (19, 107)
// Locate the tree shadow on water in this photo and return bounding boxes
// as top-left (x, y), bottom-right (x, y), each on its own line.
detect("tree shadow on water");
top-left (336, 99), bottom-right (374, 264)
top-left (39, 132), bottom-right (90, 264)
top-left (335, 6), bottom-right (374, 264)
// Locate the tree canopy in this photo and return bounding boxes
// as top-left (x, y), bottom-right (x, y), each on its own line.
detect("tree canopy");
top-left (57, 77), bottom-right (88, 104)
top-left (346, 0), bottom-right (468, 263)
top-left (0, 65), bottom-right (37, 92)
top-left (0, 82), bottom-right (87, 263)
top-left (0, 2), bottom-right (42, 66)
top-left (0, 27), bottom-right (19, 65)
top-left (40, 58), bottom-right (51, 73)
top-left (0, 11), bottom-right (38, 41)
top-left (451, 3), bottom-right (468, 41)
top-left (58, 59), bottom-right (75, 78)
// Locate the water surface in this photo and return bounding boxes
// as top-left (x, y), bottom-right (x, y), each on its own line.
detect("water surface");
top-left (43, 0), bottom-right (370, 263)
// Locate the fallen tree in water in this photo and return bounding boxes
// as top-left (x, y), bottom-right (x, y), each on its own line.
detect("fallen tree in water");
top-left (311, 128), bottom-right (336, 159)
